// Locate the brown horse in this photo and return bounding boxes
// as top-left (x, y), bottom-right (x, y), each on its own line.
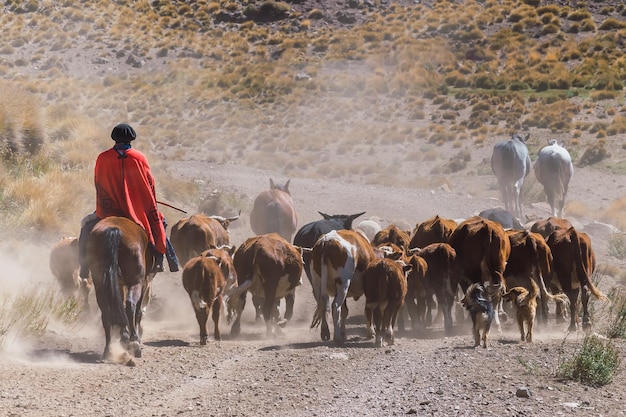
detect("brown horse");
top-left (86, 216), bottom-right (156, 362)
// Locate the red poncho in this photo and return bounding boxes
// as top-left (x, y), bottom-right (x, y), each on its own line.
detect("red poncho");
top-left (94, 146), bottom-right (167, 254)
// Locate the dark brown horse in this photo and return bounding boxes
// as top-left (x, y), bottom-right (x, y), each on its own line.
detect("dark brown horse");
top-left (86, 216), bottom-right (156, 362)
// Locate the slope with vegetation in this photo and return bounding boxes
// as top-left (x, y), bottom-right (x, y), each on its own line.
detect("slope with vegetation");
top-left (0, 0), bottom-right (625, 234)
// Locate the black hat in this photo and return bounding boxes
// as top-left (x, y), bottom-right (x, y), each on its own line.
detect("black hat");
top-left (111, 123), bottom-right (136, 142)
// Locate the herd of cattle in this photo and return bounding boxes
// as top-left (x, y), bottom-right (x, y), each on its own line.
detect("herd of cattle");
top-left (48, 134), bottom-right (608, 357)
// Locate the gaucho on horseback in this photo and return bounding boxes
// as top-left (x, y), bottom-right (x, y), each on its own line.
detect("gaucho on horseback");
top-left (78, 123), bottom-right (179, 278)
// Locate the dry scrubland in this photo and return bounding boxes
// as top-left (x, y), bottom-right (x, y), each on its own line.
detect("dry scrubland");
top-left (0, 0), bottom-right (626, 411)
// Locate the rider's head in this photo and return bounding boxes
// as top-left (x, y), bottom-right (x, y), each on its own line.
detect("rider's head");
top-left (111, 123), bottom-right (136, 143)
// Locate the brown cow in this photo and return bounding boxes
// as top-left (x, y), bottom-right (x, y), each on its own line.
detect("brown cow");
top-left (49, 237), bottom-right (92, 311)
top-left (409, 215), bottom-right (457, 249)
top-left (546, 227), bottom-right (606, 331)
top-left (310, 229), bottom-right (376, 343)
top-left (228, 233), bottom-right (303, 337)
top-left (250, 178), bottom-right (298, 242)
top-left (530, 217), bottom-right (573, 239)
top-left (504, 229), bottom-right (569, 325)
top-left (371, 224), bottom-right (411, 253)
top-left (182, 254), bottom-right (229, 344)
top-left (411, 243), bottom-right (459, 334)
top-left (170, 213), bottom-right (240, 267)
top-left (363, 256), bottom-right (409, 347)
top-left (202, 245), bottom-right (238, 321)
top-left (448, 216), bottom-right (511, 330)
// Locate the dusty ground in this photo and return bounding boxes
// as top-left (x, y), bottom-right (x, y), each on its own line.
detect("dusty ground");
top-left (1, 157), bottom-right (626, 417)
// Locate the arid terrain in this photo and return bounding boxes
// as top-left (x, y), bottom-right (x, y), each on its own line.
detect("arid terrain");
top-left (1, 0), bottom-right (626, 416)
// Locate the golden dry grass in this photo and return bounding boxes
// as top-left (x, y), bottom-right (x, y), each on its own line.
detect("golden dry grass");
top-left (0, 0), bottom-right (624, 237)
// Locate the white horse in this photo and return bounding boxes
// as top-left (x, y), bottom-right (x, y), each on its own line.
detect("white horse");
top-left (534, 140), bottom-right (574, 218)
top-left (491, 133), bottom-right (531, 219)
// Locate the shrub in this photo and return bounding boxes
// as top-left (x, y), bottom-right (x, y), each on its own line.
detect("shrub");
top-left (578, 141), bottom-right (609, 166)
top-left (599, 18), bottom-right (626, 30)
top-left (557, 335), bottom-right (621, 387)
top-left (605, 287), bottom-right (626, 339)
top-left (608, 234), bottom-right (626, 259)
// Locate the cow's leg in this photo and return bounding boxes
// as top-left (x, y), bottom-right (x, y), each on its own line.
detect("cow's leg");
top-left (581, 285), bottom-right (592, 331)
top-left (252, 295), bottom-right (264, 323)
top-left (566, 288), bottom-right (580, 332)
top-left (437, 289), bottom-right (454, 335)
top-left (212, 295), bottom-right (222, 341)
top-left (383, 303), bottom-right (396, 346)
top-left (318, 294), bottom-right (331, 341)
top-left (331, 284), bottom-right (349, 344)
top-left (195, 306), bottom-right (209, 345)
top-left (373, 307), bottom-right (383, 347)
top-left (263, 281), bottom-right (280, 337)
top-left (283, 290), bottom-right (295, 322)
top-left (230, 292), bottom-right (247, 338)
top-left (365, 304), bottom-right (374, 340)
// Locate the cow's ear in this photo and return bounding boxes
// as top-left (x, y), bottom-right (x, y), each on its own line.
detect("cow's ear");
top-left (270, 178), bottom-right (275, 189)
top-left (285, 179), bottom-right (290, 192)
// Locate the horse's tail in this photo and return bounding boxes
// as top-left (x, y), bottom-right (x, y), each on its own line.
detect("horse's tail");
top-left (103, 227), bottom-right (127, 327)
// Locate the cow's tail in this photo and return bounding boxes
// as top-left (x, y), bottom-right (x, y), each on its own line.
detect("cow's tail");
top-left (103, 227), bottom-right (127, 327)
top-left (311, 249), bottom-right (328, 329)
top-left (571, 230), bottom-right (607, 301)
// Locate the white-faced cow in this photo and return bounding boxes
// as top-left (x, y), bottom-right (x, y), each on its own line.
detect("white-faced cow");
top-left (182, 253), bottom-right (230, 345)
top-left (49, 236), bottom-right (93, 311)
top-left (170, 213), bottom-right (240, 267)
top-left (491, 133), bottom-right (531, 218)
top-left (363, 256), bottom-right (409, 347)
top-left (310, 229), bottom-right (376, 344)
top-left (534, 140), bottom-right (574, 218)
top-left (546, 227), bottom-right (606, 331)
top-left (250, 178), bottom-right (298, 242)
top-left (228, 233), bottom-right (303, 337)
top-left (293, 211), bottom-right (366, 285)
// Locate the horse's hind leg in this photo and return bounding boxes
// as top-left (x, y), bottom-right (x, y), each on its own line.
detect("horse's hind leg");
top-left (125, 284), bottom-right (144, 358)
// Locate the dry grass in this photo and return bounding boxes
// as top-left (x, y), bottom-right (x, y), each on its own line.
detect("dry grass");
top-left (0, 0), bottom-right (624, 236)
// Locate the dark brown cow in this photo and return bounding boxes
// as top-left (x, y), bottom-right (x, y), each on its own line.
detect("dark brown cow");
top-left (530, 217), bottom-right (573, 239)
top-left (49, 237), bottom-right (92, 310)
top-left (398, 253), bottom-right (429, 332)
top-left (363, 256), bottom-right (409, 347)
top-left (504, 230), bottom-right (569, 325)
top-left (448, 216), bottom-right (511, 329)
top-left (182, 254), bottom-right (229, 344)
top-left (412, 243), bottom-right (459, 334)
top-left (409, 215), bottom-right (457, 249)
top-left (170, 213), bottom-right (240, 267)
top-left (228, 233), bottom-right (303, 337)
top-left (371, 224), bottom-right (411, 253)
top-left (310, 229), bottom-right (376, 343)
top-left (546, 227), bottom-right (606, 331)
top-left (250, 178), bottom-right (298, 242)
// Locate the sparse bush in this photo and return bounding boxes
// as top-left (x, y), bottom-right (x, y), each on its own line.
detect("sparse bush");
top-left (608, 234), bottom-right (626, 259)
top-left (557, 335), bottom-right (621, 387)
top-left (598, 18), bottom-right (626, 30)
top-left (578, 140), bottom-right (609, 166)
